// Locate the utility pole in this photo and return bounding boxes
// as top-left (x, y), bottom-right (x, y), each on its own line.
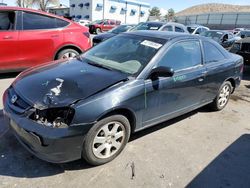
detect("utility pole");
top-left (125, 1), bottom-right (127, 24)
top-left (138, 5), bottom-right (141, 23)
top-left (102, 0), bottom-right (105, 20)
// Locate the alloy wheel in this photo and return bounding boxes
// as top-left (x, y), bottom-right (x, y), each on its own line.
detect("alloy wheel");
top-left (92, 121), bottom-right (125, 159)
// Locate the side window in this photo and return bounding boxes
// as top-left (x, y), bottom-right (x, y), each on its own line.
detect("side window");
top-left (23, 12), bottom-right (56, 30)
top-left (110, 20), bottom-right (115, 25)
top-left (175, 26), bottom-right (184, 33)
top-left (203, 41), bottom-right (225, 63)
top-left (55, 18), bottom-right (69, 28)
top-left (103, 20), bottom-right (108, 25)
top-left (158, 40), bottom-right (202, 71)
top-left (162, 25), bottom-right (173, 31)
top-left (0, 11), bottom-right (15, 30)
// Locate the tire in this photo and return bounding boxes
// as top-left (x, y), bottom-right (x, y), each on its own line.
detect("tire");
top-left (209, 81), bottom-right (233, 111)
top-left (95, 28), bottom-right (101, 34)
top-left (82, 115), bottom-right (131, 166)
top-left (56, 49), bottom-right (79, 60)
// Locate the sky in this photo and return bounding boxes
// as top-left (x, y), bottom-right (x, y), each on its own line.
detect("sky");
top-left (4, 0), bottom-right (250, 12)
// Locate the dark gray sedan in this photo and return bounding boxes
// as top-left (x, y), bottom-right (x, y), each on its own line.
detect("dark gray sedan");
top-left (3, 31), bottom-right (243, 165)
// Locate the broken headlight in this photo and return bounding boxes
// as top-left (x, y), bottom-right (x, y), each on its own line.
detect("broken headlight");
top-left (30, 107), bottom-right (75, 128)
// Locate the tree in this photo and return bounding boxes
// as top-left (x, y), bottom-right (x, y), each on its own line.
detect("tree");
top-left (33, 0), bottom-right (59, 11)
top-left (149, 7), bottom-right (161, 18)
top-left (16, 0), bottom-right (34, 8)
top-left (164, 8), bottom-right (176, 22)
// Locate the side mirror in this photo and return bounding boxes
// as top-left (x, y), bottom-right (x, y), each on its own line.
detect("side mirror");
top-left (149, 66), bottom-right (174, 79)
top-left (241, 34), bottom-right (246, 38)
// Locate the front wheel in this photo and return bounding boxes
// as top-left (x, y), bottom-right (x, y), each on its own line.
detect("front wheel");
top-left (82, 115), bottom-right (131, 165)
top-left (210, 81), bottom-right (233, 111)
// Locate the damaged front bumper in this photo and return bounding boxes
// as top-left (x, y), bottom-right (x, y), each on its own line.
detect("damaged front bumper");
top-left (3, 89), bottom-right (93, 163)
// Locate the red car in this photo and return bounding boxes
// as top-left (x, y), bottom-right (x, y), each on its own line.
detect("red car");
top-left (88, 19), bottom-right (121, 34)
top-left (0, 7), bottom-right (91, 73)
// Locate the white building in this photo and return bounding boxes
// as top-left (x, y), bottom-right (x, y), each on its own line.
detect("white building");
top-left (69, 0), bottom-right (150, 24)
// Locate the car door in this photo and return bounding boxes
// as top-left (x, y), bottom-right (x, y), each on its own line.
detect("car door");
top-left (201, 41), bottom-right (234, 101)
top-left (142, 40), bottom-right (207, 127)
top-left (0, 10), bottom-right (20, 71)
top-left (102, 20), bottom-right (110, 31)
top-left (18, 11), bottom-right (63, 67)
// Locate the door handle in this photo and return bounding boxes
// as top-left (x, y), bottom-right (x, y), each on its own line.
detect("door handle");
top-left (3, 36), bottom-right (13, 39)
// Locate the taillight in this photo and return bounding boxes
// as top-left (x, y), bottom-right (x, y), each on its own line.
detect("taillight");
top-left (83, 32), bottom-right (90, 38)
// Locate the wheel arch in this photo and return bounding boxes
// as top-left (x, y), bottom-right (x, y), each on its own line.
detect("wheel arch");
top-left (225, 77), bottom-right (236, 93)
top-left (54, 44), bottom-right (83, 60)
top-left (97, 108), bottom-right (137, 134)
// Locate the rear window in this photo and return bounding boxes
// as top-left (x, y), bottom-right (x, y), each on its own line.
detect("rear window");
top-left (56, 18), bottom-right (69, 28)
top-left (203, 41), bottom-right (225, 63)
top-left (23, 12), bottom-right (56, 30)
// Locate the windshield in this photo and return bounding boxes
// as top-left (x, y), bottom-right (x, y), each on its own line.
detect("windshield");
top-left (108, 25), bottom-right (133, 34)
top-left (131, 22), bottom-right (163, 31)
top-left (81, 34), bottom-right (166, 75)
top-left (92, 20), bottom-right (103, 24)
top-left (200, 31), bottom-right (223, 40)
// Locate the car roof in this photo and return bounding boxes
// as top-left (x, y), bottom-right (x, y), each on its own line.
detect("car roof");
top-left (125, 30), bottom-right (194, 40)
top-left (0, 6), bottom-right (71, 22)
top-left (205, 30), bottom-right (228, 34)
top-left (162, 22), bottom-right (186, 27)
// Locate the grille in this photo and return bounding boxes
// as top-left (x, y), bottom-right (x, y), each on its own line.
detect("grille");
top-left (8, 87), bottom-right (31, 112)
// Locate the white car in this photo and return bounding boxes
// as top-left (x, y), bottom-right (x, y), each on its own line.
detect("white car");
top-left (76, 19), bottom-right (91, 26)
top-left (159, 22), bottom-right (189, 33)
top-left (187, 24), bottom-right (209, 35)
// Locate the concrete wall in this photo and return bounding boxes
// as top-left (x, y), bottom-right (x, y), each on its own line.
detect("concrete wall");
top-left (177, 12), bottom-right (250, 30)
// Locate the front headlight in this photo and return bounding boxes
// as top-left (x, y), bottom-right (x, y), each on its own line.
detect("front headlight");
top-left (29, 107), bottom-right (75, 128)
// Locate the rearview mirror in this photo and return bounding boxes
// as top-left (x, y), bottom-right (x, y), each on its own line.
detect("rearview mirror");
top-left (149, 66), bottom-right (174, 79)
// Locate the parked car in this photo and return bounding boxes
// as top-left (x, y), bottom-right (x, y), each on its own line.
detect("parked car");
top-left (233, 28), bottom-right (246, 35)
top-left (88, 19), bottom-right (121, 34)
top-left (234, 30), bottom-right (250, 41)
top-left (0, 7), bottom-right (91, 73)
top-left (200, 30), bottom-right (237, 49)
top-left (3, 31), bottom-right (243, 165)
top-left (75, 19), bottom-right (91, 26)
top-left (187, 24), bottom-right (209, 35)
top-left (130, 21), bottom-right (165, 31)
top-left (230, 37), bottom-right (250, 65)
top-left (159, 22), bottom-right (189, 33)
top-left (92, 24), bottom-right (135, 45)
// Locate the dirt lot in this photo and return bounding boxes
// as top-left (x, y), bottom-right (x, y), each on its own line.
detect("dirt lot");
top-left (0, 67), bottom-right (250, 188)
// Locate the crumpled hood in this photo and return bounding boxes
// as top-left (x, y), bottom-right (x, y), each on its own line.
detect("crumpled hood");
top-left (12, 59), bottom-right (128, 109)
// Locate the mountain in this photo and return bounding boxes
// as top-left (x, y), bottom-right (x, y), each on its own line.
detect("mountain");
top-left (176, 3), bottom-right (250, 16)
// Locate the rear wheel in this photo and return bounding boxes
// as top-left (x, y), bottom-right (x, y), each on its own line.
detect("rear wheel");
top-left (56, 49), bottom-right (79, 60)
top-left (82, 115), bottom-right (131, 166)
top-left (210, 81), bottom-right (232, 111)
top-left (95, 28), bottom-right (101, 34)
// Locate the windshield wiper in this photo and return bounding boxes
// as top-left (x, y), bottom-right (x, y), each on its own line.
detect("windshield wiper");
top-left (86, 61), bottom-right (113, 71)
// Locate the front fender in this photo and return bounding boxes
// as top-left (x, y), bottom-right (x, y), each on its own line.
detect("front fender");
top-left (71, 80), bottom-right (145, 128)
